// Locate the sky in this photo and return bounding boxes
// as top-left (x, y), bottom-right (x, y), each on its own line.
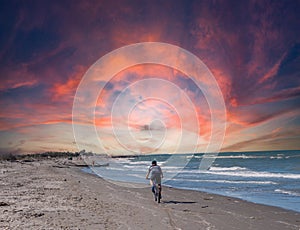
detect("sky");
top-left (0, 0), bottom-right (299, 155)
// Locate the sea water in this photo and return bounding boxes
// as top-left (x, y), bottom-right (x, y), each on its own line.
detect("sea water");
top-left (83, 150), bottom-right (300, 212)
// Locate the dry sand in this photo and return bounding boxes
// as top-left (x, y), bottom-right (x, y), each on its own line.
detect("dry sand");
top-left (0, 158), bottom-right (299, 230)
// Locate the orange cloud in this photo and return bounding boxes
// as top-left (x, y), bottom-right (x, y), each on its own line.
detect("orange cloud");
top-left (50, 65), bottom-right (86, 102)
top-left (1, 1), bottom-right (299, 154)
top-left (258, 52), bottom-right (287, 84)
top-left (94, 116), bottom-right (112, 127)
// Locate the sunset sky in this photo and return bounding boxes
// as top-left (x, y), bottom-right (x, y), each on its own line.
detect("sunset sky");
top-left (0, 0), bottom-right (299, 155)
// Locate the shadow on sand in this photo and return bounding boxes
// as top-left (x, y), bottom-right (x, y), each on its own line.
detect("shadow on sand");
top-left (162, 200), bottom-right (197, 204)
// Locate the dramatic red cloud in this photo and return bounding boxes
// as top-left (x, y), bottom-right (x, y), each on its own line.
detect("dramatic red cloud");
top-left (94, 64), bottom-right (212, 132)
top-left (258, 52), bottom-right (287, 84)
top-left (1, 1), bottom-right (299, 154)
top-left (94, 117), bottom-right (112, 127)
top-left (50, 65), bottom-right (86, 102)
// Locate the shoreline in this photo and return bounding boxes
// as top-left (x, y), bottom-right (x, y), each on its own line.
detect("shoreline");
top-left (1, 158), bottom-right (299, 229)
top-left (83, 165), bottom-right (300, 214)
top-left (162, 185), bottom-right (300, 214)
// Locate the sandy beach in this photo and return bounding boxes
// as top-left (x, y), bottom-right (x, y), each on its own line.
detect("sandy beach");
top-left (0, 158), bottom-right (299, 230)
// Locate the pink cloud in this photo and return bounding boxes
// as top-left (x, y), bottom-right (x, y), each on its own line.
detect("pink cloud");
top-left (1, 1), bottom-right (299, 154)
top-left (50, 65), bottom-right (86, 102)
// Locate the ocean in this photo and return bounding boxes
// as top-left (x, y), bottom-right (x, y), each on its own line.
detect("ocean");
top-left (83, 150), bottom-right (300, 213)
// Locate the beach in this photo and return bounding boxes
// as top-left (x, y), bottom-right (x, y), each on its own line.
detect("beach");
top-left (0, 158), bottom-right (299, 230)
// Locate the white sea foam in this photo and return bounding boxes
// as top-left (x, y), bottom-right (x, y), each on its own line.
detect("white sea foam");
top-left (215, 155), bottom-right (268, 159)
top-left (103, 163), bottom-right (300, 180)
top-left (163, 166), bottom-right (248, 174)
top-left (110, 158), bottom-right (132, 164)
top-left (123, 164), bottom-right (148, 169)
top-left (209, 166), bottom-right (248, 171)
top-left (270, 156), bottom-right (283, 159)
top-left (127, 161), bottom-right (150, 165)
top-left (275, 189), bottom-right (300, 196)
top-left (104, 167), bottom-right (126, 171)
top-left (206, 168), bottom-right (300, 179)
top-left (170, 178), bottom-right (277, 185)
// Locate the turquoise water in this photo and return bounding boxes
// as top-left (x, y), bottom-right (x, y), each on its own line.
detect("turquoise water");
top-left (83, 150), bottom-right (300, 212)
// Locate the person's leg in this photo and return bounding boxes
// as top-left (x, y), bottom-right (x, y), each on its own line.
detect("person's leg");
top-left (151, 185), bottom-right (155, 194)
top-left (158, 184), bottom-right (162, 199)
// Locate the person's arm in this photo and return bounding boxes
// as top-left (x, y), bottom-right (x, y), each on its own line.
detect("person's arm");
top-left (146, 168), bottom-right (150, 179)
top-left (159, 166), bottom-right (163, 178)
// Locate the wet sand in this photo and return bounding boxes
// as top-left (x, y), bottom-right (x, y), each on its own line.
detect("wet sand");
top-left (0, 158), bottom-right (299, 229)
